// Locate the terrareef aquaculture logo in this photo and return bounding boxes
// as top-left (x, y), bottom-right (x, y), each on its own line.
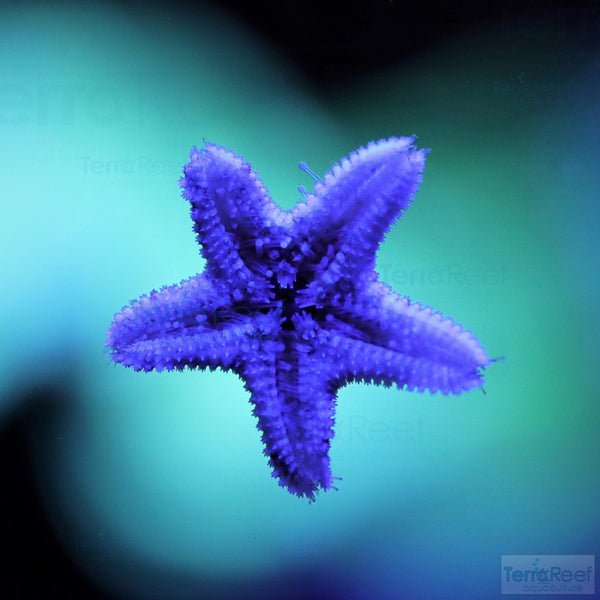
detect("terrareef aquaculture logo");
top-left (501, 555), bottom-right (594, 595)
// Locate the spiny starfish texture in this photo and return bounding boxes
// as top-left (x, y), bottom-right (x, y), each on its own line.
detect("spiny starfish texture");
top-left (107, 137), bottom-right (490, 501)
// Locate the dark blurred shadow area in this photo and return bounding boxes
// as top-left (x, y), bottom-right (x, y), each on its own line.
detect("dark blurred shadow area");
top-left (0, 370), bottom-right (112, 598)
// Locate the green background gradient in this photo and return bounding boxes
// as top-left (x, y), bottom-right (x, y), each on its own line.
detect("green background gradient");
top-left (1, 3), bottom-right (598, 599)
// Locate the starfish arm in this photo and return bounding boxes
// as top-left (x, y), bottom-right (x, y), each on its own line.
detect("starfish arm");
top-left (180, 143), bottom-right (288, 301)
top-left (242, 329), bottom-right (337, 501)
top-left (294, 137), bottom-right (428, 307)
top-left (323, 281), bottom-right (490, 394)
top-left (106, 274), bottom-right (279, 372)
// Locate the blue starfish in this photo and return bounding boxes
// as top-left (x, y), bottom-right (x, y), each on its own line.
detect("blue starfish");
top-left (106, 137), bottom-right (490, 501)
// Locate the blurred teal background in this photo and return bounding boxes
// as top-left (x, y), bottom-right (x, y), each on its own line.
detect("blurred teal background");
top-left (1, 2), bottom-right (599, 599)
